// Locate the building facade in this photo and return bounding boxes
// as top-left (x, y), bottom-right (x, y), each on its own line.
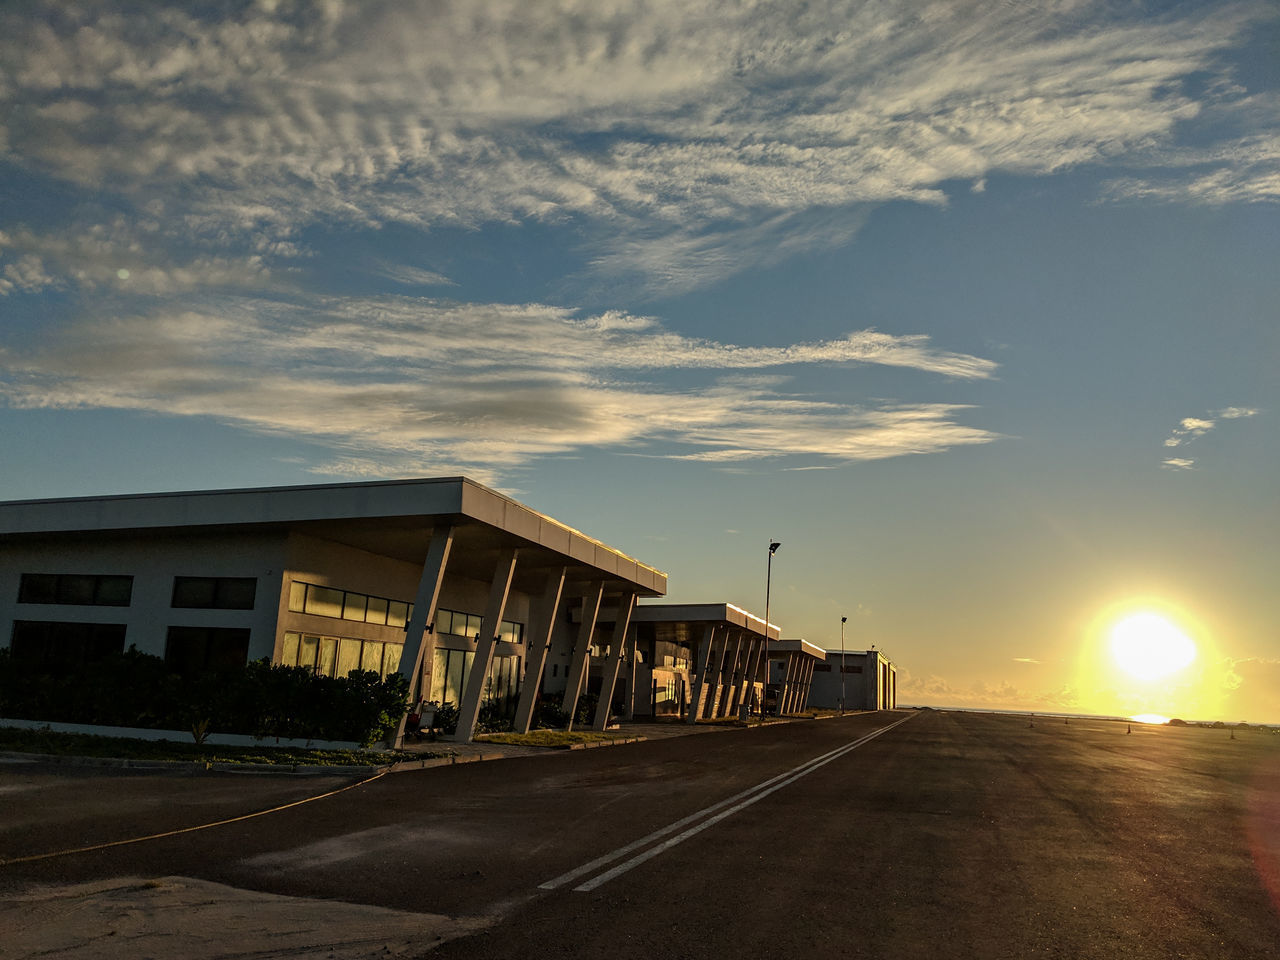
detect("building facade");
top-left (806, 649), bottom-right (897, 711)
top-left (0, 478), bottom-right (666, 742)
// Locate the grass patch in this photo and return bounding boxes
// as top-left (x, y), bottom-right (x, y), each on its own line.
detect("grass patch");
top-left (475, 729), bottom-right (632, 748)
top-left (0, 725), bottom-right (419, 767)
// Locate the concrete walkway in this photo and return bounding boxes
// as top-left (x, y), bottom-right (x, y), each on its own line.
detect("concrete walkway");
top-left (393, 716), bottom-right (793, 769)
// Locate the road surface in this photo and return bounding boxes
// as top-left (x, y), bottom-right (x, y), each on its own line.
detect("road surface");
top-left (2, 710), bottom-right (1279, 959)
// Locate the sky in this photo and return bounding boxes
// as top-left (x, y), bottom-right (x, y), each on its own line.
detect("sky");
top-left (1, 0), bottom-right (1277, 722)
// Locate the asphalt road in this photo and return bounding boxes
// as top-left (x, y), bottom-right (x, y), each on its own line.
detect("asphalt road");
top-left (3, 710), bottom-right (1280, 959)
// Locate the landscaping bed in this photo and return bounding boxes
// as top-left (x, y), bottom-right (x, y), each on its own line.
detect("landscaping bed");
top-left (0, 725), bottom-right (413, 767)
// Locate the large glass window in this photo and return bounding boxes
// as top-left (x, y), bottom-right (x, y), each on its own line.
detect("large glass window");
top-left (9, 620), bottom-right (127, 666)
top-left (279, 631), bottom-right (403, 681)
top-left (427, 648), bottom-right (520, 715)
top-left (336, 637), bottom-right (362, 678)
top-left (172, 577), bottom-right (257, 610)
top-left (18, 573), bottom-right (133, 607)
top-left (164, 626), bottom-right (250, 674)
top-left (288, 582), bottom-right (413, 628)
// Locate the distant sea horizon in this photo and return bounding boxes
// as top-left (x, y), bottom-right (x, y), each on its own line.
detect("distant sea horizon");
top-left (898, 704), bottom-right (1279, 728)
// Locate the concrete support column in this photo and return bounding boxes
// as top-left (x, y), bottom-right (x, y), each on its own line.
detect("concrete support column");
top-left (783, 653), bottom-right (800, 714)
top-left (800, 658), bottom-right (816, 711)
top-left (511, 567), bottom-right (567, 735)
top-left (452, 549), bottom-right (519, 742)
top-left (797, 658), bottom-right (813, 712)
top-left (562, 582), bottom-right (605, 728)
top-left (593, 591), bottom-right (637, 730)
top-left (393, 524), bottom-right (454, 748)
top-left (723, 632), bottom-right (745, 715)
top-left (737, 640), bottom-right (752, 716)
top-left (725, 635), bottom-right (746, 715)
top-left (742, 637), bottom-right (764, 715)
top-left (687, 624), bottom-right (719, 725)
top-left (704, 629), bottom-right (729, 719)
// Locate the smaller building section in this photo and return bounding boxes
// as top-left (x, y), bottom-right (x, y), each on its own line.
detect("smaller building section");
top-left (628, 603), bottom-right (779, 724)
top-left (766, 639), bottom-right (827, 715)
top-left (807, 649), bottom-right (897, 711)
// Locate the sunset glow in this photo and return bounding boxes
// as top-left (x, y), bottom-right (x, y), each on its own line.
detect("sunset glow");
top-left (1110, 613), bottom-right (1197, 683)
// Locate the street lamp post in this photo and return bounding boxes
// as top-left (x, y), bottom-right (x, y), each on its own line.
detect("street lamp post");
top-left (840, 615), bottom-right (848, 715)
top-left (763, 540), bottom-right (780, 716)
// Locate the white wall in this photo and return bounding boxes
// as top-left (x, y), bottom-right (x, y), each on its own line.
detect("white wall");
top-left (0, 531), bottom-right (287, 660)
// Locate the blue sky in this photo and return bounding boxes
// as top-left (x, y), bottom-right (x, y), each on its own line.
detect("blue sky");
top-left (1, 0), bottom-right (1277, 720)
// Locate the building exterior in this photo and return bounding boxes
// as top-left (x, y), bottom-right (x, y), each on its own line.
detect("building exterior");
top-left (630, 602), bottom-right (778, 723)
top-left (765, 639), bottom-right (828, 715)
top-left (807, 649), bottom-right (897, 711)
top-left (0, 478), bottom-right (666, 743)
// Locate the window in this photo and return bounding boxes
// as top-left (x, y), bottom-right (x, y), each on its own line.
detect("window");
top-left (18, 573), bottom-right (133, 607)
top-left (814, 663), bottom-right (833, 672)
top-left (436, 607), bottom-right (524, 644)
top-left (172, 577), bottom-right (257, 610)
top-left (842, 664), bottom-right (863, 674)
top-left (288, 582), bottom-right (413, 628)
top-left (280, 631), bottom-right (403, 680)
top-left (165, 626), bottom-right (251, 674)
top-left (9, 620), bottom-right (127, 666)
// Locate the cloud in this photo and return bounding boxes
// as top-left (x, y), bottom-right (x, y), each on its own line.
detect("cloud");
top-left (0, 294), bottom-right (1001, 477)
top-left (373, 264), bottom-right (456, 288)
top-left (0, 0), bottom-right (1272, 296)
top-left (0, 254), bottom-right (57, 295)
top-left (1161, 406), bottom-right (1261, 462)
top-left (0, 223), bottom-right (273, 298)
top-left (1012, 658), bottom-right (1041, 664)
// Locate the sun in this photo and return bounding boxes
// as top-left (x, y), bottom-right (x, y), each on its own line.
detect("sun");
top-left (1109, 612), bottom-right (1197, 682)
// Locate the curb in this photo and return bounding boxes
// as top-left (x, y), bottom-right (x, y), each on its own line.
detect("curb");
top-left (0, 750), bottom-right (392, 777)
top-left (561, 735), bottom-right (648, 750)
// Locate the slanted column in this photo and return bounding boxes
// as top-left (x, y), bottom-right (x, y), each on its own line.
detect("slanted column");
top-left (393, 524), bottom-right (454, 748)
top-left (562, 582), bottom-right (605, 728)
top-left (781, 653), bottom-right (799, 714)
top-left (452, 549), bottom-right (519, 742)
top-left (794, 657), bottom-right (810, 713)
top-left (721, 631), bottom-right (744, 716)
top-left (686, 624), bottom-right (719, 725)
top-left (800, 659), bottom-right (816, 711)
top-left (704, 629), bottom-right (730, 719)
top-left (776, 653), bottom-right (790, 714)
top-left (743, 637), bottom-right (765, 715)
top-left (593, 591), bottom-right (637, 730)
top-left (729, 635), bottom-right (755, 716)
top-left (511, 567), bottom-right (567, 735)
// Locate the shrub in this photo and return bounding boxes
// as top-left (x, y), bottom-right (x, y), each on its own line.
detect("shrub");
top-left (432, 701), bottom-right (459, 736)
top-left (0, 649), bottom-right (409, 747)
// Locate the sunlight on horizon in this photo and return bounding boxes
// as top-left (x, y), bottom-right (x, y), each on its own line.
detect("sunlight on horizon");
top-left (1130, 713), bottom-right (1172, 724)
top-left (1075, 599), bottom-right (1224, 722)
top-left (1110, 612), bottom-right (1197, 682)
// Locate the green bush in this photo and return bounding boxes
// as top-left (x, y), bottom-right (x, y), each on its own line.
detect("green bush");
top-left (0, 648), bottom-right (409, 747)
top-left (432, 701), bottom-right (459, 736)
top-left (532, 697), bottom-right (569, 730)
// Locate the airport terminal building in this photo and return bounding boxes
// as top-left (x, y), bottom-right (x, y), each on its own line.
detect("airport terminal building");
top-left (0, 477), bottom-right (895, 742)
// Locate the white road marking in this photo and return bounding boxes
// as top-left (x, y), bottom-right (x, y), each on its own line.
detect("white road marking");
top-left (539, 713), bottom-right (915, 893)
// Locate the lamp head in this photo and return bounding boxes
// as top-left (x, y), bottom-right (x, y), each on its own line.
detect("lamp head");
top-left (841, 616), bottom-right (848, 623)
top-left (768, 540), bottom-right (781, 555)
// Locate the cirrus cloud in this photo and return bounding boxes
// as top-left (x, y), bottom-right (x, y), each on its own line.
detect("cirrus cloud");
top-left (0, 295), bottom-right (1001, 479)
top-left (1, 0), bottom-right (1274, 297)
